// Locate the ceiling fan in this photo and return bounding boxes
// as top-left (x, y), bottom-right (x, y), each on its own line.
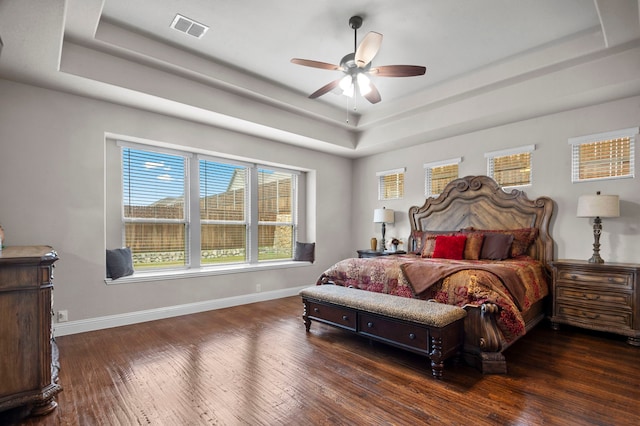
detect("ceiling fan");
top-left (291, 16), bottom-right (426, 104)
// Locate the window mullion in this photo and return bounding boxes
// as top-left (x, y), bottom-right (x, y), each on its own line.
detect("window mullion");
top-left (249, 165), bottom-right (259, 263)
top-left (189, 156), bottom-right (200, 268)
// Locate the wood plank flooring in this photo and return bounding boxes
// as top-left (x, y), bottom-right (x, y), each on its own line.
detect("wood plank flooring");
top-left (3, 295), bottom-right (639, 425)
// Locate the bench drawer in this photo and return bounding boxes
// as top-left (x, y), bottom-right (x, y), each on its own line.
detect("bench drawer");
top-left (304, 300), bottom-right (357, 331)
top-left (358, 312), bottom-right (429, 354)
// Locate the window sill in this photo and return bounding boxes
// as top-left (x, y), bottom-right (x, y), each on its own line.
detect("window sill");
top-left (105, 260), bottom-right (312, 284)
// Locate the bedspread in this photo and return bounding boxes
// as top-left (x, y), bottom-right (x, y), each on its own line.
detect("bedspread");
top-left (316, 255), bottom-right (549, 343)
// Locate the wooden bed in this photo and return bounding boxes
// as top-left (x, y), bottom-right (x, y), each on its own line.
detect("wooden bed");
top-left (408, 175), bottom-right (554, 373)
top-left (316, 175), bottom-right (555, 374)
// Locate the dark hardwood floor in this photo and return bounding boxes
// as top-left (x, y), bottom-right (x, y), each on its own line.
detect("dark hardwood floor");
top-left (3, 295), bottom-right (639, 425)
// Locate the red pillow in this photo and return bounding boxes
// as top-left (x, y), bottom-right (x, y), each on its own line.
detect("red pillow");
top-left (432, 235), bottom-right (468, 260)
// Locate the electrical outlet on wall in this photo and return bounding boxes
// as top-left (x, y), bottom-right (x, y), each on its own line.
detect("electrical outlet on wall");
top-left (256, 284), bottom-right (262, 293)
top-left (57, 310), bottom-right (68, 322)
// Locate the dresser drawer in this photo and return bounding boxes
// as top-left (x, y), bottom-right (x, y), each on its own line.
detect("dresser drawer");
top-left (556, 286), bottom-right (632, 308)
top-left (358, 313), bottom-right (429, 353)
top-left (556, 270), bottom-right (632, 290)
top-left (305, 300), bottom-right (356, 331)
top-left (556, 303), bottom-right (633, 330)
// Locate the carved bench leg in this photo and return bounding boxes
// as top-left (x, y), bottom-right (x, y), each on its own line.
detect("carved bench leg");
top-left (429, 335), bottom-right (444, 379)
top-left (302, 300), bottom-right (311, 331)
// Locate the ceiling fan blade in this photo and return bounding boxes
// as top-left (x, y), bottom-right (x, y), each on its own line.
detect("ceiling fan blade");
top-left (363, 81), bottom-right (381, 104)
top-left (369, 65), bottom-right (426, 77)
top-left (309, 78), bottom-right (342, 99)
top-left (291, 58), bottom-right (341, 71)
top-left (355, 31), bottom-right (383, 68)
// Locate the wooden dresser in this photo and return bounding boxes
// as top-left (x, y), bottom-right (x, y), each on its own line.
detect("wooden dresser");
top-left (0, 246), bottom-right (62, 417)
top-left (550, 259), bottom-right (640, 346)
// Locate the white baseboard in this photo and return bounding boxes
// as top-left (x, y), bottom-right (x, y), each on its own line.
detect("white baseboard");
top-left (53, 285), bottom-right (308, 337)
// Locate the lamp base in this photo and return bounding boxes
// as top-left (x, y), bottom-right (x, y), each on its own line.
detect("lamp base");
top-left (588, 254), bottom-right (604, 264)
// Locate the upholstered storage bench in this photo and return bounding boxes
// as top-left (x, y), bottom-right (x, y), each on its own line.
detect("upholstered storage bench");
top-left (300, 285), bottom-right (467, 379)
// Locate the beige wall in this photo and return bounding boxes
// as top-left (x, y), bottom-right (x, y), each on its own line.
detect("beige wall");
top-left (0, 79), bottom-right (353, 323)
top-left (352, 95), bottom-right (640, 264)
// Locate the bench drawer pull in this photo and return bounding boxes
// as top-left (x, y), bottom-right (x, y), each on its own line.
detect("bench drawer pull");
top-left (313, 307), bottom-right (319, 313)
top-left (342, 315), bottom-right (349, 321)
top-left (409, 333), bottom-right (416, 340)
top-left (367, 322), bottom-right (374, 328)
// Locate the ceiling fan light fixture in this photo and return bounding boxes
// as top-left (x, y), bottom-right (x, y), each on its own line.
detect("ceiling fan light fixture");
top-left (339, 75), bottom-right (354, 97)
top-left (357, 73), bottom-right (371, 95)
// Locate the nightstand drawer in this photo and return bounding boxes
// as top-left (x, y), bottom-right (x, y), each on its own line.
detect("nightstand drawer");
top-left (556, 303), bottom-right (633, 329)
top-left (557, 270), bottom-right (632, 290)
top-left (556, 287), bottom-right (632, 307)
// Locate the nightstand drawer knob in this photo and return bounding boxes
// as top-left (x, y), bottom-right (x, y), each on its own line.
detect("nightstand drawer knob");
top-left (584, 313), bottom-right (600, 320)
top-left (570, 275), bottom-right (578, 280)
top-left (584, 294), bottom-right (600, 300)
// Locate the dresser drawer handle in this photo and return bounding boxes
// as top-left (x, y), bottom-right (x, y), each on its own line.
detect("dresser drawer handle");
top-left (367, 322), bottom-right (374, 328)
top-left (342, 315), bottom-right (349, 321)
top-left (583, 313), bottom-right (600, 320)
top-left (608, 277), bottom-right (615, 282)
top-left (409, 333), bottom-right (416, 340)
top-left (583, 294), bottom-right (600, 301)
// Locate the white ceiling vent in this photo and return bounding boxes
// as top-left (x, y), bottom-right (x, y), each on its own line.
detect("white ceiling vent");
top-left (170, 14), bottom-right (209, 39)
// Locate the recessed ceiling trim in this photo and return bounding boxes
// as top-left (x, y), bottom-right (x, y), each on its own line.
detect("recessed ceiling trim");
top-left (170, 14), bottom-right (209, 39)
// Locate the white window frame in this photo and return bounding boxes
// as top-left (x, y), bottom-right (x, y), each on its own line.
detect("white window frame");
top-left (424, 157), bottom-right (461, 197)
top-left (485, 144), bottom-right (535, 188)
top-left (110, 141), bottom-right (306, 283)
top-left (377, 167), bottom-right (406, 200)
top-left (568, 127), bottom-right (637, 183)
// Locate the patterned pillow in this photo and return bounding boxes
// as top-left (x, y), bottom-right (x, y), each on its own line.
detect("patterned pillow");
top-left (420, 231), bottom-right (458, 258)
top-left (433, 234), bottom-right (468, 260)
top-left (410, 230), bottom-right (425, 254)
top-left (463, 232), bottom-right (485, 260)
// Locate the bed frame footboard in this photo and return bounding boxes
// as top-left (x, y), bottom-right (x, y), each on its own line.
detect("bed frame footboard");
top-left (462, 303), bottom-right (507, 374)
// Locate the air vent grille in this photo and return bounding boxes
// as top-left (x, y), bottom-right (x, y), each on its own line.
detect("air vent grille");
top-left (170, 14), bottom-right (209, 39)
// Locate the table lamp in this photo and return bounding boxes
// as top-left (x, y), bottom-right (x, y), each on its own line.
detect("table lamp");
top-left (576, 191), bottom-right (619, 263)
top-left (373, 207), bottom-right (394, 251)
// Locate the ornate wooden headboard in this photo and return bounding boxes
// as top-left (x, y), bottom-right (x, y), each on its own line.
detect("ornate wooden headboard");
top-left (408, 175), bottom-right (555, 266)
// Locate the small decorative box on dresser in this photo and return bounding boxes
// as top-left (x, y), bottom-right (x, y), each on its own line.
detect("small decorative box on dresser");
top-left (0, 246), bottom-right (62, 417)
top-left (550, 259), bottom-right (640, 346)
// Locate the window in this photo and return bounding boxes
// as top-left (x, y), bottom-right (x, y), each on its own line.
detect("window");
top-left (569, 127), bottom-right (637, 183)
top-left (123, 147), bottom-right (189, 270)
top-left (485, 145), bottom-right (534, 188)
top-left (118, 143), bottom-right (301, 273)
top-left (377, 168), bottom-right (405, 200)
top-left (424, 157), bottom-right (461, 197)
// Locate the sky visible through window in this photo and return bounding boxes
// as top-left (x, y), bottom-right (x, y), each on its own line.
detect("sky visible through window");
top-left (123, 149), bottom-right (237, 206)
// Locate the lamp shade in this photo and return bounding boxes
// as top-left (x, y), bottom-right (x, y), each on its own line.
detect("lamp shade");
top-left (373, 208), bottom-right (395, 224)
top-left (577, 193), bottom-right (620, 218)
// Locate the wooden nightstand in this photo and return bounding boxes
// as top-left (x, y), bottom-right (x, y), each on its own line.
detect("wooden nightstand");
top-left (357, 249), bottom-right (406, 258)
top-left (550, 259), bottom-right (640, 346)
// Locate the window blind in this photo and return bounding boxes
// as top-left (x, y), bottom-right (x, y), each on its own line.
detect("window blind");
top-left (424, 158), bottom-right (461, 196)
top-left (570, 135), bottom-right (635, 182)
top-left (258, 168), bottom-right (296, 261)
top-left (122, 147), bottom-right (188, 269)
top-left (485, 145), bottom-right (534, 187)
top-left (377, 168), bottom-right (405, 200)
